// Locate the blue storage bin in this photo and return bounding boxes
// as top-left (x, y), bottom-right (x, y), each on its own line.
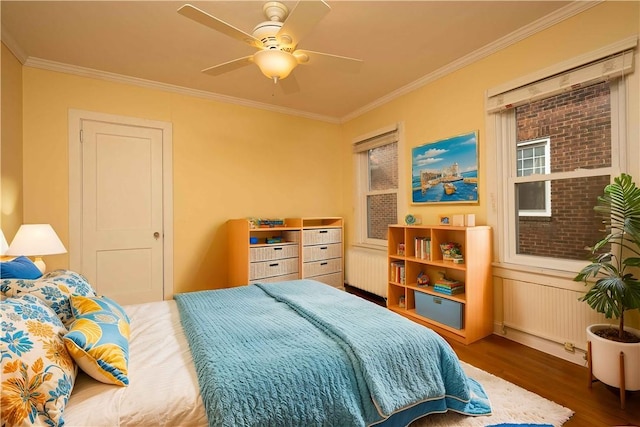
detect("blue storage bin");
top-left (414, 291), bottom-right (463, 329)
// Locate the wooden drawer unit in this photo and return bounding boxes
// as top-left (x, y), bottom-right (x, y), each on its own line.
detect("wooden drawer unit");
top-left (302, 228), bottom-right (342, 245)
top-left (228, 217), bottom-right (343, 289)
top-left (301, 220), bottom-right (344, 289)
top-left (250, 244), bottom-right (298, 262)
top-left (303, 257), bottom-right (342, 278)
top-left (250, 257), bottom-right (299, 281)
top-left (303, 243), bottom-right (341, 262)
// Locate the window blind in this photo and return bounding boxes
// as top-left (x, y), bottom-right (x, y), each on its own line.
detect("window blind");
top-left (353, 128), bottom-right (398, 153)
top-left (487, 48), bottom-right (635, 113)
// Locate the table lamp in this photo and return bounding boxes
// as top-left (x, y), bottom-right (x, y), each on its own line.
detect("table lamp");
top-left (6, 224), bottom-right (67, 273)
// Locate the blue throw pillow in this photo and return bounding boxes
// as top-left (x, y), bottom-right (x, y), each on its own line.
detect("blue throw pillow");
top-left (0, 256), bottom-right (43, 279)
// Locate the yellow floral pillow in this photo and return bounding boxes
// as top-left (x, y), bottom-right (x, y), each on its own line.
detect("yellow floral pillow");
top-left (1, 294), bottom-right (77, 426)
top-left (63, 295), bottom-right (130, 386)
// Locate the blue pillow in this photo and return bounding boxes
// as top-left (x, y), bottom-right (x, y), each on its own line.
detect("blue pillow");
top-left (0, 256), bottom-right (43, 279)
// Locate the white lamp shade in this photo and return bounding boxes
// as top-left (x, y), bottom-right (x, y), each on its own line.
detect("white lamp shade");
top-left (7, 224), bottom-right (67, 256)
top-left (0, 229), bottom-right (8, 255)
top-left (253, 50), bottom-right (298, 81)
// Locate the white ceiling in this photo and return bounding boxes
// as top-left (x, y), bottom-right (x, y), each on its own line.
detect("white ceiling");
top-left (2, 1), bottom-right (582, 122)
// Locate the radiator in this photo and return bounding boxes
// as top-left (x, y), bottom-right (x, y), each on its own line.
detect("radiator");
top-left (345, 247), bottom-right (388, 298)
top-left (503, 279), bottom-right (606, 351)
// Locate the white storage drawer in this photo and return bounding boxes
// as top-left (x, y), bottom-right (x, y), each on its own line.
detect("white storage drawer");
top-left (250, 257), bottom-right (299, 280)
top-left (309, 272), bottom-right (344, 289)
top-left (249, 273), bottom-right (299, 285)
top-left (303, 258), bottom-right (342, 278)
top-left (250, 244), bottom-right (299, 262)
top-left (302, 243), bottom-right (342, 262)
top-left (303, 228), bottom-right (342, 245)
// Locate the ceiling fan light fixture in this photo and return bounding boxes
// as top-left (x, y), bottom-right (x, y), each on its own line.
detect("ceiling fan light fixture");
top-left (254, 50), bottom-right (298, 83)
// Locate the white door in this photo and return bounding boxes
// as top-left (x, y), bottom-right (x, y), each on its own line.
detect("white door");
top-left (81, 120), bottom-right (164, 304)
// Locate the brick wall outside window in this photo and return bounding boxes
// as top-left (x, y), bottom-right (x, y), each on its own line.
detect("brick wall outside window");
top-left (366, 142), bottom-right (398, 240)
top-left (367, 193), bottom-right (397, 240)
top-left (516, 82), bottom-right (611, 260)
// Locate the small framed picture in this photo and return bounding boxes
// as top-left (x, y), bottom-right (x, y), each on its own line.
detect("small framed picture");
top-left (439, 215), bottom-right (451, 225)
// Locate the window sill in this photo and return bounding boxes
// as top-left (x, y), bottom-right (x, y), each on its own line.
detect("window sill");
top-left (492, 261), bottom-right (585, 292)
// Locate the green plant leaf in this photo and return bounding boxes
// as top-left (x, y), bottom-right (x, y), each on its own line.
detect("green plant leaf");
top-left (575, 173), bottom-right (640, 331)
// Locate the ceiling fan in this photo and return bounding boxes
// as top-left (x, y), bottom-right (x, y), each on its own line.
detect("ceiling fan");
top-left (177, 1), bottom-right (363, 84)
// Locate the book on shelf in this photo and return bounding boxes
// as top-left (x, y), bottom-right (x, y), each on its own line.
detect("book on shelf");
top-left (433, 285), bottom-right (465, 295)
top-left (433, 277), bottom-right (462, 288)
top-left (390, 261), bottom-right (405, 285)
top-left (414, 237), bottom-right (431, 260)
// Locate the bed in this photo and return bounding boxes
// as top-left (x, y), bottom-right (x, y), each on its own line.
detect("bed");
top-left (1, 271), bottom-right (491, 427)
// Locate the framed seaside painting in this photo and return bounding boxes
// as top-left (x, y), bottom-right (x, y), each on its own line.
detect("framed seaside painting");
top-left (411, 131), bottom-right (479, 204)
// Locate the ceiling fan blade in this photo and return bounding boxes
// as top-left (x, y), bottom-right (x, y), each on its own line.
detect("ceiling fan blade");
top-left (279, 73), bottom-right (300, 95)
top-left (277, 1), bottom-right (330, 49)
top-left (295, 50), bottom-right (363, 74)
top-left (178, 4), bottom-right (262, 49)
top-left (201, 56), bottom-right (254, 76)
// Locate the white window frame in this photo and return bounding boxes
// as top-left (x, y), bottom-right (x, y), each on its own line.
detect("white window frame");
top-left (353, 124), bottom-right (405, 249)
top-left (516, 138), bottom-right (551, 217)
top-left (487, 40), bottom-right (635, 273)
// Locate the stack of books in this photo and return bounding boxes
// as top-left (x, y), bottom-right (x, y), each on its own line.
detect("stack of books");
top-left (433, 278), bottom-right (465, 295)
top-left (390, 261), bottom-right (405, 284)
top-left (258, 219), bottom-right (285, 227)
top-left (414, 237), bottom-right (431, 260)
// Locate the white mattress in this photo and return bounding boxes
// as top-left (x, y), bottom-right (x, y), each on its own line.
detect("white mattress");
top-left (63, 300), bottom-right (207, 427)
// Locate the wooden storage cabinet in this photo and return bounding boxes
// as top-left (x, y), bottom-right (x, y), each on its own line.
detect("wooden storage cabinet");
top-left (387, 224), bottom-right (492, 344)
top-left (228, 217), bottom-right (343, 288)
top-left (250, 251), bottom-right (299, 282)
top-left (300, 221), bottom-right (343, 289)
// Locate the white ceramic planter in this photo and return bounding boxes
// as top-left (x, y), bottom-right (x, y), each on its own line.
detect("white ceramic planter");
top-left (587, 324), bottom-right (640, 391)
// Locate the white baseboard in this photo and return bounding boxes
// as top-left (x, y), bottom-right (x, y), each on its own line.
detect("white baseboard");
top-left (493, 322), bottom-right (588, 367)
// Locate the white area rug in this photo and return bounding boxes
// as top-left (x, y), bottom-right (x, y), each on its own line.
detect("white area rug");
top-left (411, 362), bottom-right (574, 427)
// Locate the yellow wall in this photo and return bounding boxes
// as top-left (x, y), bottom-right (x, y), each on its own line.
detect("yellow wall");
top-left (1, 43), bottom-right (24, 239)
top-left (8, 1), bottom-right (640, 308)
top-left (340, 1), bottom-right (640, 329)
top-left (20, 69), bottom-right (342, 293)
top-left (341, 1), bottom-right (640, 246)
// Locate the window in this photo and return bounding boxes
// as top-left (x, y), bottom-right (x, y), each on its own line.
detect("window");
top-left (488, 45), bottom-right (634, 271)
top-left (353, 126), bottom-right (400, 246)
top-left (516, 138), bottom-right (550, 217)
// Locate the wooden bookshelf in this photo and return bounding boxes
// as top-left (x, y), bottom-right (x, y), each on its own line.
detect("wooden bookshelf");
top-left (387, 224), bottom-right (492, 344)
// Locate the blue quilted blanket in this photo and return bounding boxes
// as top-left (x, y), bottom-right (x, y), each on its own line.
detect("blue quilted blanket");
top-left (175, 279), bottom-right (491, 427)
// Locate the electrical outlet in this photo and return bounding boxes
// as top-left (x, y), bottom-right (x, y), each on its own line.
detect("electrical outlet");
top-left (564, 342), bottom-right (575, 353)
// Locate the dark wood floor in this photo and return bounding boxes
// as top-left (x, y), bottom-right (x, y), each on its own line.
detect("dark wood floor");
top-left (344, 285), bottom-right (640, 427)
top-left (448, 334), bottom-right (639, 427)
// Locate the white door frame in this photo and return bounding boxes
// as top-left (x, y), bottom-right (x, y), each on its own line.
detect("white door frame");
top-left (68, 109), bottom-right (174, 300)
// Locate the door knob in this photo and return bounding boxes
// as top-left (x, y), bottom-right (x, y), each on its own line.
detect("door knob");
top-left (154, 232), bottom-right (160, 239)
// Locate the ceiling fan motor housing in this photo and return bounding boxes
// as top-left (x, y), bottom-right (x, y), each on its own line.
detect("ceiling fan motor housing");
top-left (253, 21), bottom-right (284, 49)
top-left (254, 1), bottom-right (292, 51)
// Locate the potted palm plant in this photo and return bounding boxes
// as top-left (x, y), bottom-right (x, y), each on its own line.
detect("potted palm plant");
top-left (574, 173), bottom-right (640, 394)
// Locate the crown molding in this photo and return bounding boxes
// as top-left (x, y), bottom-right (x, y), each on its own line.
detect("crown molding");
top-left (339, 0), bottom-right (602, 123)
top-left (21, 56), bottom-right (341, 124)
top-left (1, 27), bottom-right (28, 63)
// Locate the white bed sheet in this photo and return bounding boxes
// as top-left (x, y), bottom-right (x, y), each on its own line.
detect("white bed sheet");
top-left (64, 300), bottom-right (207, 427)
